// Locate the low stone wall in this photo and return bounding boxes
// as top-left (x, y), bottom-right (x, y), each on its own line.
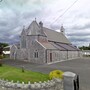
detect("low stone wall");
top-left (0, 78), bottom-right (63, 90)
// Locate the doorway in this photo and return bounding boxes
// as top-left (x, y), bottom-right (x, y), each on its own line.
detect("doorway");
top-left (50, 53), bottom-right (52, 62)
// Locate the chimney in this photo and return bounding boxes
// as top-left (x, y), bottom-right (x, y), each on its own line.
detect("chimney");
top-left (39, 21), bottom-right (43, 34)
top-left (39, 21), bottom-right (43, 28)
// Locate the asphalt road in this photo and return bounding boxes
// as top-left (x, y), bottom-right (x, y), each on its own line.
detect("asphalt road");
top-left (2, 57), bottom-right (90, 90)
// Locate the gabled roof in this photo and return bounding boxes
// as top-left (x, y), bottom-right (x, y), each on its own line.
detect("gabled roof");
top-left (11, 43), bottom-right (20, 49)
top-left (26, 21), bottom-right (40, 35)
top-left (55, 42), bottom-right (79, 51)
top-left (69, 44), bottom-right (80, 51)
top-left (50, 42), bottom-right (67, 51)
top-left (44, 27), bottom-right (71, 44)
top-left (25, 20), bottom-right (71, 44)
top-left (21, 29), bottom-right (26, 36)
top-left (37, 41), bottom-right (57, 49)
top-left (26, 21), bottom-right (46, 36)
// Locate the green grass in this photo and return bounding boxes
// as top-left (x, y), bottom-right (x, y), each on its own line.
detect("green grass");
top-left (0, 65), bottom-right (49, 83)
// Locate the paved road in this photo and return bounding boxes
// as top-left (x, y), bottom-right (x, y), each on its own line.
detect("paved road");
top-left (2, 57), bottom-right (90, 90)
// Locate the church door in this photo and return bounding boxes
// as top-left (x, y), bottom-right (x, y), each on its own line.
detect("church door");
top-left (50, 53), bottom-right (52, 62)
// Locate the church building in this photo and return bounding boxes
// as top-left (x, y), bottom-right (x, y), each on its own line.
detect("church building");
top-left (10, 20), bottom-right (81, 64)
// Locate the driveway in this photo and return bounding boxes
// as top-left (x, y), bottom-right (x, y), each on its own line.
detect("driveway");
top-left (2, 57), bottom-right (90, 90)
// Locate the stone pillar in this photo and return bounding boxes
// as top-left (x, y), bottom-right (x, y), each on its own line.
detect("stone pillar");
top-left (63, 72), bottom-right (79, 90)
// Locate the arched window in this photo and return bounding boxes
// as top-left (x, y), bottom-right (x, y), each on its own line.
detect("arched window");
top-left (21, 35), bottom-right (26, 48)
top-left (34, 50), bottom-right (38, 58)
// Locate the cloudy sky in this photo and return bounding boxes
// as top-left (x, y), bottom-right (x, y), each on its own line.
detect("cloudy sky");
top-left (0, 0), bottom-right (90, 46)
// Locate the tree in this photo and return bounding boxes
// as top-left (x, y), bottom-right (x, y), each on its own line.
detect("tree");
top-left (0, 42), bottom-right (9, 55)
top-left (79, 45), bottom-right (90, 50)
top-left (0, 46), bottom-right (3, 55)
top-left (0, 43), bottom-right (9, 47)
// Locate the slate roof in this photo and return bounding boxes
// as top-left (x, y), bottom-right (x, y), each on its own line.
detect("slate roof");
top-left (50, 42), bottom-right (67, 51)
top-left (54, 42), bottom-right (79, 51)
top-left (44, 27), bottom-right (71, 44)
top-left (26, 20), bottom-right (71, 44)
top-left (27, 21), bottom-right (40, 35)
top-left (69, 44), bottom-right (80, 51)
top-left (26, 21), bottom-right (46, 36)
top-left (38, 41), bottom-right (57, 49)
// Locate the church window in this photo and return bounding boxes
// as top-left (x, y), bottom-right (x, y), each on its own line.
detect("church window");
top-left (21, 35), bottom-right (26, 48)
top-left (34, 50), bottom-right (38, 58)
top-left (34, 52), bottom-right (37, 58)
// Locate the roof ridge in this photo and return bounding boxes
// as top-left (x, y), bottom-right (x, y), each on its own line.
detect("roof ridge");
top-left (43, 27), bottom-right (63, 34)
top-left (26, 20), bottom-right (40, 35)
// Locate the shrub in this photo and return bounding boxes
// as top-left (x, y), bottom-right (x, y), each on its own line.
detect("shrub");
top-left (0, 61), bottom-right (2, 67)
top-left (0, 55), bottom-right (3, 59)
top-left (49, 70), bottom-right (64, 79)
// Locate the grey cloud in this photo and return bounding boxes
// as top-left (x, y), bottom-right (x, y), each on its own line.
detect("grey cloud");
top-left (67, 33), bottom-right (90, 37)
top-left (71, 41), bottom-right (89, 47)
top-left (69, 38), bottom-right (89, 42)
top-left (65, 22), bottom-right (90, 46)
top-left (68, 36), bottom-right (90, 46)
top-left (0, 10), bottom-right (22, 44)
top-left (0, 26), bottom-right (22, 42)
top-left (0, 0), bottom-right (90, 47)
top-left (0, 20), bottom-right (8, 26)
top-left (71, 23), bottom-right (90, 30)
top-left (0, 33), bottom-right (20, 44)
top-left (22, 9), bottom-right (42, 20)
top-left (50, 24), bottom-right (60, 30)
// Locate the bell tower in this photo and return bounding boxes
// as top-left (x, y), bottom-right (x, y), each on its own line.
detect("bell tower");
top-left (60, 25), bottom-right (65, 35)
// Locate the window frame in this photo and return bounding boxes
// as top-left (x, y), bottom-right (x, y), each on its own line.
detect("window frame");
top-left (34, 50), bottom-right (38, 58)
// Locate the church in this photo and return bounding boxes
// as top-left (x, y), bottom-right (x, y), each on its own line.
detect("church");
top-left (10, 20), bottom-right (82, 64)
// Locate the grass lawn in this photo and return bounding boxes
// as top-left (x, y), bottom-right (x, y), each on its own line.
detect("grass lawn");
top-left (0, 65), bottom-right (49, 83)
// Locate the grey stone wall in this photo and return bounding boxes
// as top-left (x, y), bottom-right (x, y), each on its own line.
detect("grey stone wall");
top-left (0, 78), bottom-right (63, 90)
top-left (46, 50), bottom-right (80, 63)
top-left (61, 51), bottom-right (67, 60)
top-left (10, 45), bottom-right (17, 59)
top-left (16, 49), bottom-right (28, 60)
top-left (67, 51), bottom-right (80, 60)
top-left (46, 50), bottom-right (68, 63)
top-left (27, 36), bottom-right (46, 64)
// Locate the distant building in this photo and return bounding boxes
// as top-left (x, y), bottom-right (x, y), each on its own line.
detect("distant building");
top-left (3, 46), bottom-right (11, 57)
top-left (10, 20), bottom-right (82, 64)
top-left (82, 50), bottom-right (90, 56)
